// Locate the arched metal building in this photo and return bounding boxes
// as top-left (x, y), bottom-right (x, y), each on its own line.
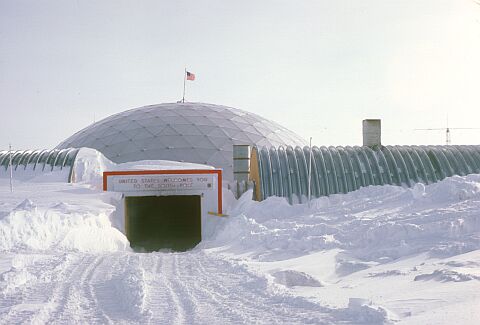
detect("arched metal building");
top-left (250, 145), bottom-right (480, 203)
top-left (0, 148), bottom-right (80, 182)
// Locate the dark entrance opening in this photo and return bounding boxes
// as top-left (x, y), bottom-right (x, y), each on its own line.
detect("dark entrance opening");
top-left (125, 195), bottom-right (201, 252)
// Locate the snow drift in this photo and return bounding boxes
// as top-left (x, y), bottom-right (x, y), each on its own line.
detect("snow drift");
top-left (206, 174), bottom-right (480, 263)
top-left (0, 180), bottom-right (129, 253)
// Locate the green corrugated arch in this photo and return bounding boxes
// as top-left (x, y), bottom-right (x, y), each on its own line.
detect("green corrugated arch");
top-left (252, 145), bottom-right (480, 203)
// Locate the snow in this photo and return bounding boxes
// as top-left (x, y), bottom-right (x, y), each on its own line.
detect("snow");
top-left (0, 181), bottom-right (128, 253)
top-left (1, 168), bottom-right (480, 324)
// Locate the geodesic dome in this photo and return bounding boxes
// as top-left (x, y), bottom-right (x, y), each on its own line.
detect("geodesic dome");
top-left (56, 102), bottom-right (306, 180)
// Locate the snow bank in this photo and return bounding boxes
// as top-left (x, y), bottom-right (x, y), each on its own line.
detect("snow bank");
top-left (271, 270), bottom-right (324, 287)
top-left (414, 269), bottom-right (480, 282)
top-left (338, 298), bottom-right (392, 324)
top-left (0, 180), bottom-right (129, 253)
top-left (206, 174), bottom-right (480, 262)
top-left (71, 148), bottom-right (115, 187)
top-left (0, 198), bottom-right (129, 252)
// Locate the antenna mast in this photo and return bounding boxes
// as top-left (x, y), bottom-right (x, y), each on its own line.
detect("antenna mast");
top-left (446, 114), bottom-right (450, 145)
top-left (414, 126), bottom-right (480, 145)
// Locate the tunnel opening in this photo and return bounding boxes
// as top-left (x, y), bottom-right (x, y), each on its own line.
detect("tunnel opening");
top-left (125, 195), bottom-right (201, 252)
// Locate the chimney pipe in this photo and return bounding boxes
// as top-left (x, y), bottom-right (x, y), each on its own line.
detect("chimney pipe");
top-left (363, 119), bottom-right (381, 147)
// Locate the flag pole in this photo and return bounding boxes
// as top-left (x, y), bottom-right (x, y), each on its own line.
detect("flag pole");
top-left (182, 68), bottom-right (186, 103)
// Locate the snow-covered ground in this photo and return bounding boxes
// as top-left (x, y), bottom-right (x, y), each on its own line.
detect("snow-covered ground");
top-left (1, 172), bottom-right (479, 324)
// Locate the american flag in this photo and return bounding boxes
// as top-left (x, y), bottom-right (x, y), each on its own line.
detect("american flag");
top-left (186, 71), bottom-right (195, 81)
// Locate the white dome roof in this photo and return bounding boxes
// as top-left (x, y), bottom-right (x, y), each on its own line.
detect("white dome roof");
top-left (57, 102), bottom-right (306, 180)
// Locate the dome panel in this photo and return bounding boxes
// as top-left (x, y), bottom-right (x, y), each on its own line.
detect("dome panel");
top-left (135, 116), bottom-right (167, 127)
top-left (181, 135), bottom-right (216, 149)
top-left (157, 126), bottom-right (180, 136)
top-left (203, 136), bottom-right (230, 149)
top-left (170, 124), bottom-right (203, 136)
top-left (183, 116), bottom-right (213, 126)
top-left (56, 102), bottom-right (306, 180)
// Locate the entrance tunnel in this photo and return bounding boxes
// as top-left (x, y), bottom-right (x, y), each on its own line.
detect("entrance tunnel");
top-left (125, 195), bottom-right (201, 252)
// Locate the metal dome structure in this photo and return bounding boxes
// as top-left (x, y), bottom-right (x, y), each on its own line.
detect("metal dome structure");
top-left (56, 102), bottom-right (306, 180)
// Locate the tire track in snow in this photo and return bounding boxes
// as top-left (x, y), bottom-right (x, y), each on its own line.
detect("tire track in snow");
top-left (178, 253), bottom-right (249, 323)
top-left (156, 254), bottom-right (193, 324)
top-left (91, 253), bottom-right (150, 324)
top-left (142, 254), bottom-right (183, 324)
top-left (44, 254), bottom-right (112, 325)
top-left (142, 251), bottom-right (334, 324)
top-left (2, 251), bottom-right (337, 324)
top-left (141, 253), bottom-right (246, 324)
top-left (0, 254), bottom-right (71, 325)
top-left (185, 251), bottom-right (334, 324)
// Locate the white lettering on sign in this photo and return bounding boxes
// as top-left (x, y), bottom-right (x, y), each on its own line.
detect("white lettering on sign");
top-left (112, 174), bottom-right (214, 192)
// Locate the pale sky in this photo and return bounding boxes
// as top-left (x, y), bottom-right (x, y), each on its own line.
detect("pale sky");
top-left (1, 0), bottom-right (480, 150)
